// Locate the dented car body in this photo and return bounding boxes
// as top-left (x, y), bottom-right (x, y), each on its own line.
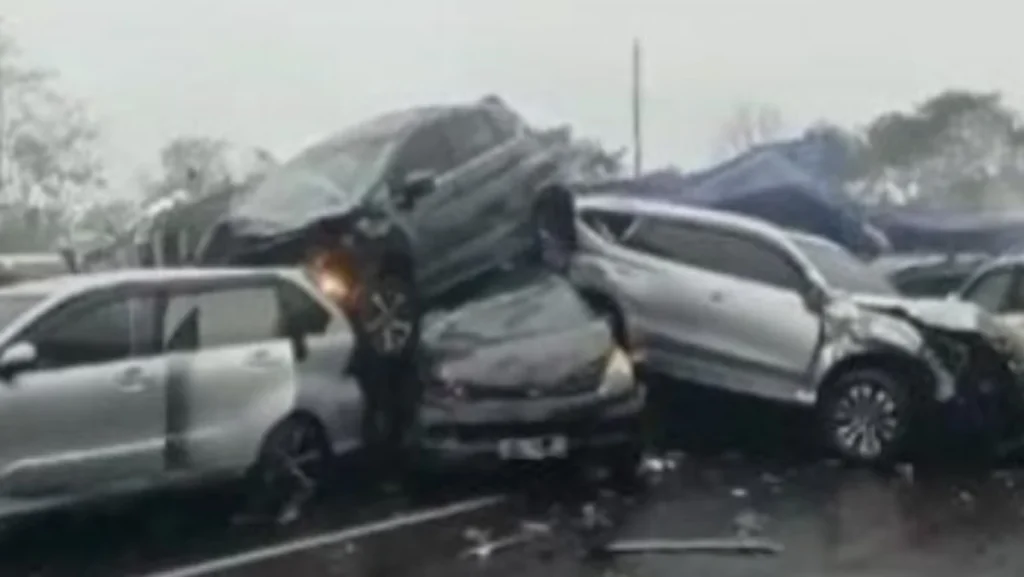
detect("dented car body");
top-left (407, 267), bottom-right (644, 471)
top-left (560, 194), bottom-right (1024, 462)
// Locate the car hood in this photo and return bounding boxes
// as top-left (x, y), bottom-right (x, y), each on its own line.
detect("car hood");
top-left (849, 294), bottom-right (994, 334)
top-left (847, 292), bottom-right (1024, 362)
top-left (421, 267), bottom-right (614, 390)
top-left (226, 167), bottom-right (367, 238)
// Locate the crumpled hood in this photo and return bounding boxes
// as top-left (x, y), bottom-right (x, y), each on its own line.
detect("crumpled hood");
top-left (849, 294), bottom-right (994, 334)
top-left (848, 292), bottom-right (1024, 362)
top-left (421, 267), bottom-right (613, 390)
top-left (433, 325), bottom-right (610, 390)
top-left (227, 168), bottom-right (365, 238)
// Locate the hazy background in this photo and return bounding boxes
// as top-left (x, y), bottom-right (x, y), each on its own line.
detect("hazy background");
top-left (3, 0), bottom-right (1021, 191)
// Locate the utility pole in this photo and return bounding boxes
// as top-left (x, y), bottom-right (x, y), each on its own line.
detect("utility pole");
top-left (0, 61), bottom-right (6, 196)
top-left (631, 38), bottom-right (643, 177)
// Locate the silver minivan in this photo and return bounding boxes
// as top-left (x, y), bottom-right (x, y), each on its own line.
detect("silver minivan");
top-left (0, 268), bottom-right (362, 522)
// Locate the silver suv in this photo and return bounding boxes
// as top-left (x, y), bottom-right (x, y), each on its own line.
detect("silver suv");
top-left (0, 268), bottom-right (362, 522)
top-left (560, 194), bottom-right (1023, 463)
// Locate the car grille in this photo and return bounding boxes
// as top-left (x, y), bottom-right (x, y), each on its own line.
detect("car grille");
top-left (459, 355), bottom-right (606, 401)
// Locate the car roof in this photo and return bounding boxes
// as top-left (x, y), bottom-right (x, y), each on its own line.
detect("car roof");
top-left (577, 193), bottom-right (805, 249)
top-left (0, 267), bottom-right (302, 300)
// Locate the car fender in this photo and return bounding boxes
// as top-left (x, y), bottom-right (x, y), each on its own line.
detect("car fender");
top-left (811, 307), bottom-right (956, 402)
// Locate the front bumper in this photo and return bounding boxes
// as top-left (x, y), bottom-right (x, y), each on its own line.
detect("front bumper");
top-left (408, 385), bottom-right (646, 468)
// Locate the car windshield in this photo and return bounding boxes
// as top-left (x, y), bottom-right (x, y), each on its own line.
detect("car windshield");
top-left (0, 294), bottom-right (45, 331)
top-left (792, 237), bottom-right (898, 296)
top-left (227, 133), bottom-right (401, 237)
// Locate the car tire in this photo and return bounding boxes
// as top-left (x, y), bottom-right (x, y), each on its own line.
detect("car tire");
top-left (531, 187), bottom-right (575, 271)
top-left (245, 416), bottom-right (331, 524)
top-left (350, 269), bottom-right (421, 363)
top-left (818, 368), bottom-right (913, 465)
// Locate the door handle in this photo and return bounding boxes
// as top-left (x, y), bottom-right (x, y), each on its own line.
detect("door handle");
top-left (244, 349), bottom-right (278, 368)
top-left (116, 367), bottom-right (151, 392)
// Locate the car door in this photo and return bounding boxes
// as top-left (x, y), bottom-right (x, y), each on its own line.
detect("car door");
top-left (435, 109), bottom-right (531, 284)
top-left (690, 229), bottom-right (822, 402)
top-left (275, 277), bottom-right (362, 453)
top-left (388, 119), bottom-right (461, 291)
top-left (0, 288), bottom-right (166, 497)
top-left (160, 279), bottom-right (296, 474)
top-left (580, 211), bottom-right (726, 385)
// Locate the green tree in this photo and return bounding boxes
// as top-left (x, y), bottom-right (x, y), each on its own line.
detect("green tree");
top-left (0, 20), bottom-right (107, 251)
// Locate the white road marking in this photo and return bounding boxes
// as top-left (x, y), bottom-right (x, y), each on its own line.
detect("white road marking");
top-left (141, 494), bottom-right (507, 577)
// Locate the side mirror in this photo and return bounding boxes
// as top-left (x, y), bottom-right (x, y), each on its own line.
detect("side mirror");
top-left (0, 342), bottom-right (37, 377)
top-left (394, 170), bottom-right (436, 209)
top-left (803, 283), bottom-right (829, 313)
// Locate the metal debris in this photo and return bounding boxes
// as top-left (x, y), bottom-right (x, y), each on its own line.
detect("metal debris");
top-left (458, 522), bottom-right (553, 561)
top-left (602, 537), bottom-right (784, 556)
top-left (730, 487), bottom-right (749, 498)
top-left (733, 509), bottom-right (767, 537)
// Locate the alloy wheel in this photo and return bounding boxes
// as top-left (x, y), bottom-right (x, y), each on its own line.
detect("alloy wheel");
top-left (830, 381), bottom-right (902, 460)
top-left (361, 284), bottom-right (415, 356)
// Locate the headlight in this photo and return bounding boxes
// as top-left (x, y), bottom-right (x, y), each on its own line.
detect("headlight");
top-left (598, 347), bottom-right (636, 396)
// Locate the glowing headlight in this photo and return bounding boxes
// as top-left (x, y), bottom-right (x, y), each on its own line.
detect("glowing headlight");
top-left (598, 347), bottom-right (636, 396)
top-left (316, 270), bottom-right (349, 301)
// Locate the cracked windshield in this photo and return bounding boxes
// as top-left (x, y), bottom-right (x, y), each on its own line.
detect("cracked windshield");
top-left (5, 1), bottom-right (1024, 576)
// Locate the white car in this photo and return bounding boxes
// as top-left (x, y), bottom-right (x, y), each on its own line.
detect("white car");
top-left (0, 268), bottom-right (362, 521)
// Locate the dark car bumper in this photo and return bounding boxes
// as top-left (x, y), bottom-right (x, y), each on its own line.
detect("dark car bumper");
top-left (407, 385), bottom-right (646, 469)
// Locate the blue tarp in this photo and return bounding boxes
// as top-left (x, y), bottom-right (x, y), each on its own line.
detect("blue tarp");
top-left (868, 207), bottom-right (1024, 254)
top-left (581, 138), bottom-right (885, 255)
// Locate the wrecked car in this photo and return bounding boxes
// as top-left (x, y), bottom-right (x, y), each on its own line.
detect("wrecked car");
top-left (871, 252), bottom-right (990, 298)
top-left (545, 193), bottom-right (1024, 464)
top-left (193, 96), bottom-right (581, 362)
top-left (0, 267), bottom-right (363, 524)
top-left (405, 266), bottom-right (645, 481)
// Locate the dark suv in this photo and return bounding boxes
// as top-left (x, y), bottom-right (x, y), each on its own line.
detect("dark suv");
top-left (196, 98), bottom-right (578, 361)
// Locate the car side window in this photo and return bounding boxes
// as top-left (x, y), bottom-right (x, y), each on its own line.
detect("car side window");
top-left (443, 110), bottom-right (500, 166)
top-left (164, 284), bottom-right (282, 351)
top-left (962, 268), bottom-right (1015, 312)
top-left (580, 209), bottom-right (638, 241)
top-left (26, 297), bottom-right (140, 369)
top-left (392, 123), bottom-right (454, 178)
top-left (625, 219), bottom-right (804, 291)
top-left (277, 281), bottom-right (330, 335)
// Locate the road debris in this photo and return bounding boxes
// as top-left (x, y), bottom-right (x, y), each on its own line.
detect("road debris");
top-left (458, 521), bottom-right (553, 562)
top-left (601, 537), bottom-right (784, 556)
top-left (730, 487), bottom-right (749, 498)
top-left (733, 509), bottom-right (767, 537)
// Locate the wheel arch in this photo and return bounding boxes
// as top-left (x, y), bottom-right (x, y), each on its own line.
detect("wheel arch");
top-left (817, 347), bottom-right (937, 404)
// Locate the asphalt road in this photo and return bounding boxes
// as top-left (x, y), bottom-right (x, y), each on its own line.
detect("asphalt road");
top-left (6, 379), bottom-right (1024, 577)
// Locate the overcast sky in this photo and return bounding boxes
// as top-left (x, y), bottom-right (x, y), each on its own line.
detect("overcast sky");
top-left (3, 0), bottom-right (1021, 193)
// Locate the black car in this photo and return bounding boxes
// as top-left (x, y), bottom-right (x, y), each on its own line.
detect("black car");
top-left (197, 97), bottom-right (579, 361)
top-left (871, 253), bottom-right (990, 298)
top-left (405, 267), bottom-right (645, 480)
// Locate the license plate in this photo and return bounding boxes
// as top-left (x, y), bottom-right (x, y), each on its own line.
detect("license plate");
top-left (497, 436), bottom-right (569, 460)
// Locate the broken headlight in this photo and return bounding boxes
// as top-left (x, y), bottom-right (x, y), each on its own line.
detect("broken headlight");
top-left (597, 347), bottom-right (636, 397)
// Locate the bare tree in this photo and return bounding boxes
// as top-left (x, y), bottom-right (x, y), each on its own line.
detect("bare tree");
top-left (715, 103), bottom-right (786, 158)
